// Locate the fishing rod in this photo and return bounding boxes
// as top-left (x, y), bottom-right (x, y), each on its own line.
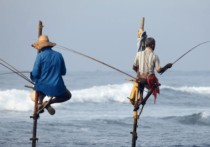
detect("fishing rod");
top-left (56, 44), bottom-right (136, 80)
top-left (0, 58), bottom-right (33, 84)
top-left (173, 41), bottom-right (210, 65)
top-left (0, 71), bottom-right (30, 75)
top-left (0, 62), bottom-right (32, 84)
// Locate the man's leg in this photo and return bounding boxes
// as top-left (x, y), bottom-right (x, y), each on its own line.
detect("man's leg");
top-left (37, 92), bottom-right (46, 113)
top-left (50, 89), bottom-right (71, 105)
top-left (39, 90), bottom-right (71, 115)
top-left (138, 78), bottom-right (148, 102)
top-left (38, 92), bottom-right (46, 105)
top-left (134, 78), bottom-right (147, 111)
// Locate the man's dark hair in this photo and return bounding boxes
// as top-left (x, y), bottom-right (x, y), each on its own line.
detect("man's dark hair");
top-left (145, 37), bottom-right (155, 47)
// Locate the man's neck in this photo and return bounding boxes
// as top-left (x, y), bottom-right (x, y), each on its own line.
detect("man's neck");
top-left (41, 47), bottom-right (52, 52)
top-left (145, 47), bottom-right (153, 52)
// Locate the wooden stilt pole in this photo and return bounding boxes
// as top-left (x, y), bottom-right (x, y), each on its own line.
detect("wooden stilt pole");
top-left (30, 91), bottom-right (39, 147)
top-left (131, 105), bottom-right (138, 147)
top-left (38, 21), bottom-right (43, 38)
top-left (131, 87), bottom-right (142, 147)
top-left (131, 17), bottom-right (145, 147)
top-left (131, 85), bottom-right (159, 147)
top-left (30, 21), bottom-right (43, 147)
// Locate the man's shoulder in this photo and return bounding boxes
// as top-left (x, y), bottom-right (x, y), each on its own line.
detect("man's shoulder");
top-left (51, 49), bottom-right (63, 56)
top-left (136, 51), bottom-right (144, 55)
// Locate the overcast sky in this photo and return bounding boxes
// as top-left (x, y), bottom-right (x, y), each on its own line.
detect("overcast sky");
top-left (0, 0), bottom-right (210, 73)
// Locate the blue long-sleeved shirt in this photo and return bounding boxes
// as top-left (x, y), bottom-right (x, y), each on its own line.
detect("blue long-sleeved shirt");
top-left (30, 47), bottom-right (67, 97)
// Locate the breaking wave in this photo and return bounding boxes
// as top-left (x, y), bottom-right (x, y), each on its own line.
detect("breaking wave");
top-left (0, 83), bottom-right (209, 111)
top-left (0, 89), bottom-right (33, 111)
top-left (161, 85), bottom-right (210, 96)
top-left (163, 112), bottom-right (210, 126)
top-left (0, 83), bottom-right (132, 111)
top-left (70, 83), bottom-right (132, 103)
top-left (71, 84), bottom-right (210, 103)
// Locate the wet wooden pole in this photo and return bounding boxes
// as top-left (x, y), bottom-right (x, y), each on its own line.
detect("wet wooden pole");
top-left (131, 85), bottom-right (143, 147)
top-left (30, 21), bottom-right (43, 147)
top-left (38, 21), bottom-right (43, 37)
top-left (30, 91), bottom-right (39, 147)
top-left (131, 17), bottom-right (145, 147)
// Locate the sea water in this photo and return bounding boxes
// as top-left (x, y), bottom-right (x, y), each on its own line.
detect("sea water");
top-left (0, 70), bottom-right (210, 147)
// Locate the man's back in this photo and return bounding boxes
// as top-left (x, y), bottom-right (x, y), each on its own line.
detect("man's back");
top-left (133, 47), bottom-right (160, 76)
top-left (31, 47), bottom-right (67, 97)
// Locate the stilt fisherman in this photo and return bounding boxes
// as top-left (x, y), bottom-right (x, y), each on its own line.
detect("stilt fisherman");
top-left (30, 35), bottom-right (71, 115)
top-left (131, 37), bottom-right (172, 110)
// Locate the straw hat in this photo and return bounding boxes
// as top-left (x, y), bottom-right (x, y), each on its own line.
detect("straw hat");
top-left (32, 35), bottom-right (56, 50)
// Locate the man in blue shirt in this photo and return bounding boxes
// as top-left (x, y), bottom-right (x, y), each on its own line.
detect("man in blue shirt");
top-left (31, 35), bottom-right (71, 115)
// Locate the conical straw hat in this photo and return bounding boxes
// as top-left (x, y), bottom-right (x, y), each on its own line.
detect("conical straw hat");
top-left (32, 35), bottom-right (56, 50)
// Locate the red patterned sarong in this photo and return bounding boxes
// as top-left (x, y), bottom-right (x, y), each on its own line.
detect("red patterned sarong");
top-left (147, 74), bottom-right (160, 104)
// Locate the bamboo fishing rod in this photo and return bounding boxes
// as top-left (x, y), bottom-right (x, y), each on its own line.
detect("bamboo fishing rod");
top-left (54, 39), bottom-right (210, 81)
top-left (0, 58), bottom-right (33, 84)
top-left (56, 44), bottom-right (136, 80)
top-left (172, 41), bottom-right (210, 65)
top-left (0, 71), bottom-right (30, 75)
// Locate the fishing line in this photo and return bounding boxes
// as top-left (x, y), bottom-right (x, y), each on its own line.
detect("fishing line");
top-left (0, 58), bottom-right (31, 82)
top-left (173, 41), bottom-right (210, 65)
top-left (0, 59), bottom-right (33, 84)
top-left (0, 62), bottom-right (33, 84)
top-left (56, 44), bottom-right (136, 80)
top-left (0, 71), bottom-right (30, 75)
top-left (55, 45), bottom-right (152, 93)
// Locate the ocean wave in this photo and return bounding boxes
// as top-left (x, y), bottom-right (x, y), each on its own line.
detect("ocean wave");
top-left (0, 83), bottom-right (209, 111)
top-left (71, 84), bottom-right (210, 103)
top-left (0, 89), bottom-right (33, 111)
top-left (179, 112), bottom-right (210, 126)
top-left (71, 83), bottom-right (132, 103)
top-left (91, 118), bottom-right (131, 126)
top-left (0, 83), bottom-right (133, 111)
top-left (163, 112), bottom-right (210, 126)
top-left (161, 85), bottom-right (210, 96)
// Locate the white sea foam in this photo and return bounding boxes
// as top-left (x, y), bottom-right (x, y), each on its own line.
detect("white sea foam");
top-left (177, 111), bottom-right (210, 126)
top-left (200, 111), bottom-right (210, 119)
top-left (71, 83), bottom-right (133, 103)
top-left (0, 89), bottom-right (33, 111)
top-left (161, 85), bottom-right (210, 95)
top-left (71, 84), bottom-right (210, 103)
top-left (0, 83), bottom-right (133, 111)
top-left (0, 84), bottom-right (209, 111)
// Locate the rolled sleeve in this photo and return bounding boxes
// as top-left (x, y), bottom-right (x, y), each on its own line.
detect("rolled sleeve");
top-left (155, 55), bottom-right (161, 71)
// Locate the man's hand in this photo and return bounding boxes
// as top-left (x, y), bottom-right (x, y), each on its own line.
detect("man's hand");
top-left (165, 63), bottom-right (172, 69)
top-left (133, 65), bottom-right (139, 73)
top-left (159, 63), bottom-right (173, 74)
